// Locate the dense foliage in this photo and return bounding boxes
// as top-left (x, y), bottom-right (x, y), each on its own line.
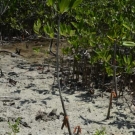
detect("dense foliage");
top-left (1, 0), bottom-right (135, 76)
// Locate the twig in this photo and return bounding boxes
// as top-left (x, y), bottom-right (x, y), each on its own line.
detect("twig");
top-left (106, 92), bottom-right (113, 119)
top-left (56, 15), bottom-right (72, 135)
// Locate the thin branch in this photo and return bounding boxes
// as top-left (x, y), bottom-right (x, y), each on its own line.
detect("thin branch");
top-left (0, 0), bottom-right (10, 15)
top-left (56, 14), bottom-right (72, 135)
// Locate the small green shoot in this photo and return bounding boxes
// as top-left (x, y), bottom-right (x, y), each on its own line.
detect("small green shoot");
top-left (33, 47), bottom-right (40, 53)
top-left (93, 127), bottom-right (107, 135)
top-left (8, 117), bottom-right (21, 135)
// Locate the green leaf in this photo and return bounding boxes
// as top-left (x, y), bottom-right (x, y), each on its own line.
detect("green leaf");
top-left (43, 24), bottom-right (54, 38)
top-left (125, 66), bottom-right (132, 74)
top-left (71, 22), bottom-right (78, 29)
top-left (60, 23), bottom-right (66, 36)
top-left (127, 55), bottom-right (132, 65)
top-left (132, 61), bottom-right (135, 66)
top-left (33, 19), bottom-right (41, 34)
top-left (70, 0), bottom-right (82, 9)
top-left (59, 0), bottom-right (70, 13)
top-left (106, 55), bottom-right (111, 62)
top-left (123, 41), bottom-right (135, 47)
top-left (105, 67), bottom-right (113, 76)
top-left (69, 30), bottom-right (75, 36)
top-left (46, 0), bottom-right (55, 6)
top-left (33, 47), bottom-right (40, 53)
top-left (128, 58), bottom-right (130, 65)
top-left (123, 24), bottom-right (131, 31)
top-left (123, 56), bottom-right (127, 64)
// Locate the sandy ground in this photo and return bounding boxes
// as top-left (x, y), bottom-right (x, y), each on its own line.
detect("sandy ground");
top-left (0, 43), bottom-right (135, 135)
